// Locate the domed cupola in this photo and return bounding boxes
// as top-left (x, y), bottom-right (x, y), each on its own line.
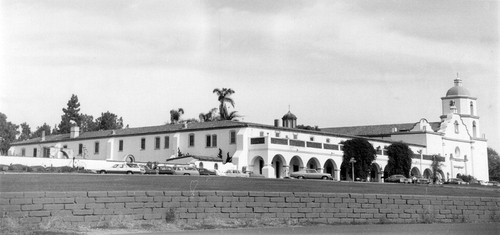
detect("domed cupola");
top-left (445, 77), bottom-right (471, 97)
top-left (282, 111), bottom-right (297, 128)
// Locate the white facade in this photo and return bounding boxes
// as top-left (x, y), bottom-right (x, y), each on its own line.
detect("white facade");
top-left (6, 77), bottom-right (489, 181)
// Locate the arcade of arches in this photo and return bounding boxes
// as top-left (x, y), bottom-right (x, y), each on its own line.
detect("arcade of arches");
top-left (249, 154), bottom-right (445, 182)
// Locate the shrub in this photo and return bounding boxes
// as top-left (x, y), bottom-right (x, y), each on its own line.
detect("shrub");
top-left (456, 174), bottom-right (476, 183)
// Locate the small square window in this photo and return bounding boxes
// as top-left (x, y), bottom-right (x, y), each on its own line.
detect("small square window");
top-left (141, 138), bottom-right (146, 150)
top-left (95, 142), bottom-right (100, 154)
top-left (206, 135), bottom-right (212, 147)
top-left (310, 137), bottom-right (314, 141)
top-left (275, 132), bottom-right (280, 138)
top-left (326, 138), bottom-right (330, 143)
top-left (230, 131), bottom-right (236, 144)
top-left (78, 144), bottom-right (83, 155)
top-left (293, 134), bottom-right (298, 140)
top-left (212, 134), bottom-right (217, 147)
top-left (164, 136), bottom-right (170, 149)
top-left (189, 134), bottom-right (195, 147)
top-left (155, 137), bottom-right (161, 149)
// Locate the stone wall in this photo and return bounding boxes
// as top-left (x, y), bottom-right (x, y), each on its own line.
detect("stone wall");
top-left (1, 191), bottom-right (499, 226)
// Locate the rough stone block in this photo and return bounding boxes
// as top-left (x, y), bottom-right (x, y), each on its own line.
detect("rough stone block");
top-left (0, 192), bottom-right (24, 198)
top-left (73, 209), bottom-right (93, 216)
top-left (10, 198), bottom-right (32, 205)
top-left (21, 204), bottom-right (43, 211)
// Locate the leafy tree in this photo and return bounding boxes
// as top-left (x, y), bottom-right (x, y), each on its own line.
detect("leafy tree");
top-left (384, 142), bottom-right (413, 178)
top-left (199, 108), bottom-right (219, 122)
top-left (339, 138), bottom-right (376, 180)
top-left (297, 124), bottom-right (321, 131)
top-left (0, 112), bottom-right (19, 155)
top-left (58, 94), bottom-right (82, 133)
top-left (488, 147), bottom-right (500, 181)
top-left (80, 114), bottom-right (98, 132)
top-left (32, 123), bottom-right (52, 138)
top-left (430, 155), bottom-right (444, 184)
top-left (170, 108), bottom-right (184, 124)
top-left (18, 122), bottom-right (31, 141)
top-left (179, 118), bottom-right (199, 124)
top-left (95, 111), bottom-right (123, 130)
top-left (213, 88), bottom-right (236, 120)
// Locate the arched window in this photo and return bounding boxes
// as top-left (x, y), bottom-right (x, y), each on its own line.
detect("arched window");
top-left (214, 163), bottom-right (218, 170)
top-left (473, 121), bottom-right (477, 137)
top-left (470, 101), bottom-right (474, 115)
top-left (450, 100), bottom-right (455, 107)
top-left (455, 147), bottom-right (460, 159)
top-left (199, 162), bottom-right (204, 169)
top-left (454, 121), bottom-right (459, 134)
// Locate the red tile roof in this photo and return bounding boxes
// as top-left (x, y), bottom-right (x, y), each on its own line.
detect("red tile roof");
top-left (321, 122), bottom-right (441, 137)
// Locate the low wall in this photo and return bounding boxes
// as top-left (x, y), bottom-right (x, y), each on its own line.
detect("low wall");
top-left (1, 191), bottom-right (499, 227)
top-left (0, 156), bottom-right (117, 170)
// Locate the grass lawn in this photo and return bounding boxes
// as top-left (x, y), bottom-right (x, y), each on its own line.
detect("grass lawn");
top-left (1, 173), bottom-right (499, 197)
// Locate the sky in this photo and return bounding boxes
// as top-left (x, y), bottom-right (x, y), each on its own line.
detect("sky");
top-left (0, 0), bottom-right (498, 150)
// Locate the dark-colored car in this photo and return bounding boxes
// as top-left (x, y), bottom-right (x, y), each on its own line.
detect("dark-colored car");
top-left (143, 166), bottom-right (158, 175)
top-left (385, 175), bottom-right (410, 183)
top-left (157, 166), bottom-right (175, 175)
top-left (198, 168), bottom-right (216, 176)
top-left (289, 169), bottom-right (333, 180)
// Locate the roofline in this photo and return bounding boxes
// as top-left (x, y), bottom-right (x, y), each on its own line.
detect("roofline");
top-left (441, 96), bottom-right (477, 100)
top-left (10, 121), bottom-right (427, 148)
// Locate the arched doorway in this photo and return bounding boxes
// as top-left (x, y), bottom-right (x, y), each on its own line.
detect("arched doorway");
top-left (251, 156), bottom-right (265, 175)
top-left (410, 167), bottom-right (421, 178)
top-left (323, 159), bottom-right (338, 180)
top-left (271, 154), bottom-right (286, 179)
top-left (124, 154), bottom-right (135, 163)
top-left (199, 162), bottom-right (204, 168)
top-left (306, 157), bottom-right (320, 170)
top-left (423, 169), bottom-right (432, 179)
top-left (370, 163), bottom-right (382, 182)
top-left (289, 156), bottom-right (303, 172)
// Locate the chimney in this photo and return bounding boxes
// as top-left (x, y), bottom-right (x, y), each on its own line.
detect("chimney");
top-left (70, 126), bottom-right (80, 138)
top-left (41, 131), bottom-right (46, 141)
top-left (274, 119), bottom-right (280, 127)
top-left (391, 127), bottom-right (398, 133)
top-left (183, 123), bottom-right (188, 129)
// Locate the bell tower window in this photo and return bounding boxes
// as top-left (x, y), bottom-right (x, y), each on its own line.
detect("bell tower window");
top-left (473, 121), bottom-right (477, 137)
top-left (470, 101), bottom-right (474, 115)
top-left (454, 121), bottom-right (459, 134)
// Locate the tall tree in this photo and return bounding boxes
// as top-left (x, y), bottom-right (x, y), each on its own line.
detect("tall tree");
top-left (199, 108), bottom-right (219, 122)
top-left (95, 111), bottom-right (124, 130)
top-left (339, 138), bottom-right (376, 180)
top-left (0, 112), bottom-right (19, 155)
top-left (430, 155), bottom-right (444, 184)
top-left (32, 123), bottom-right (52, 138)
top-left (170, 108), bottom-right (184, 124)
top-left (488, 147), bottom-right (500, 181)
top-left (384, 142), bottom-right (413, 178)
top-left (80, 114), bottom-right (98, 132)
top-left (18, 122), bottom-right (31, 141)
top-left (213, 88), bottom-right (235, 120)
top-left (58, 94), bottom-right (82, 133)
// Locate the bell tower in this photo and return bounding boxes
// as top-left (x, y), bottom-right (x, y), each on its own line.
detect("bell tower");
top-left (441, 76), bottom-right (480, 138)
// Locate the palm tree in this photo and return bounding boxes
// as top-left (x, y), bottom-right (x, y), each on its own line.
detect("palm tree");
top-left (213, 88), bottom-right (235, 120)
top-left (199, 108), bottom-right (218, 122)
top-left (170, 108), bottom-right (184, 124)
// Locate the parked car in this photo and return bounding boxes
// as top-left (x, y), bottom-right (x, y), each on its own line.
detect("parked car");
top-left (198, 168), bottom-right (217, 176)
top-left (157, 166), bottom-right (175, 175)
top-left (173, 166), bottom-right (200, 176)
top-left (223, 169), bottom-right (250, 177)
top-left (444, 178), bottom-right (467, 184)
top-left (414, 177), bottom-right (430, 184)
top-left (289, 169), bottom-right (333, 180)
top-left (142, 165), bottom-right (158, 175)
top-left (486, 181), bottom-right (500, 186)
top-left (385, 175), bottom-right (411, 183)
top-left (97, 163), bottom-right (145, 175)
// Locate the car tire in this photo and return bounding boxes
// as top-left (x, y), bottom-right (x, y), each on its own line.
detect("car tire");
top-left (322, 176), bottom-right (328, 180)
top-left (99, 171), bottom-right (106, 174)
top-left (127, 171), bottom-right (133, 175)
top-left (184, 173), bottom-right (190, 176)
top-left (298, 176), bottom-right (304, 179)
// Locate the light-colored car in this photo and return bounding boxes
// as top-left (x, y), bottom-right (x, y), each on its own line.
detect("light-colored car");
top-left (444, 178), bottom-right (467, 185)
top-left (97, 163), bottom-right (145, 175)
top-left (223, 169), bottom-right (249, 177)
top-left (486, 181), bottom-right (499, 186)
top-left (173, 166), bottom-right (200, 176)
top-left (289, 169), bottom-right (333, 180)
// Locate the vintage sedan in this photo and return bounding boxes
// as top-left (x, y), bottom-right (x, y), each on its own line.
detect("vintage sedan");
top-left (289, 169), bottom-right (333, 180)
top-left (173, 166), bottom-right (200, 176)
top-left (198, 168), bottom-right (217, 176)
top-left (444, 178), bottom-right (467, 185)
top-left (385, 175), bottom-right (411, 183)
top-left (223, 169), bottom-right (249, 177)
top-left (157, 166), bottom-right (175, 175)
top-left (97, 163), bottom-right (145, 175)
